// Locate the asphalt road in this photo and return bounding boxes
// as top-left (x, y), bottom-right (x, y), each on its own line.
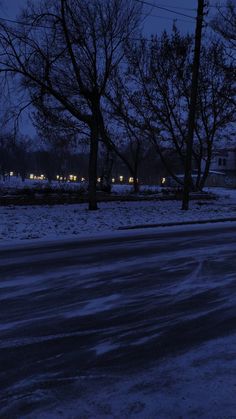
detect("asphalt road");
top-left (1, 223), bottom-right (236, 418)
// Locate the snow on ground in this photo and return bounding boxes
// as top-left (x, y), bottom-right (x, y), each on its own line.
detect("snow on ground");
top-left (0, 187), bottom-right (236, 242)
top-left (204, 186), bottom-right (236, 200)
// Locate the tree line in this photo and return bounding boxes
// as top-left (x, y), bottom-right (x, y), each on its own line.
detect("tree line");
top-left (0, 0), bottom-right (235, 209)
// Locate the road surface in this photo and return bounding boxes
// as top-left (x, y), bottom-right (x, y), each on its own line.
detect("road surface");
top-left (1, 223), bottom-right (236, 418)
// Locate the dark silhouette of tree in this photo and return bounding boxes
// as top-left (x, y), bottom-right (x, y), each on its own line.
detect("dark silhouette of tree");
top-left (211, 0), bottom-right (236, 55)
top-left (105, 70), bottom-right (149, 193)
top-left (0, 0), bottom-right (141, 209)
top-left (211, 0), bottom-right (236, 107)
top-left (13, 134), bottom-right (32, 181)
top-left (118, 27), bottom-right (235, 194)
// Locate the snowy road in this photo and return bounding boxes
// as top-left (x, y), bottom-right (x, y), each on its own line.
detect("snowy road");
top-left (1, 223), bottom-right (236, 418)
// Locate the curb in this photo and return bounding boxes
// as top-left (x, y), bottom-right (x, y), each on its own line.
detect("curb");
top-left (118, 217), bottom-right (236, 230)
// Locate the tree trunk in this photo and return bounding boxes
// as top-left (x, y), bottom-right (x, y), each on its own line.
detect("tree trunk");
top-left (88, 125), bottom-right (99, 210)
top-left (100, 146), bottom-right (113, 193)
top-left (133, 179), bottom-right (139, 193)
top-left (199, 145), bottom-right (212, 190)
top-left (132, 147), bottom-right (140, 194)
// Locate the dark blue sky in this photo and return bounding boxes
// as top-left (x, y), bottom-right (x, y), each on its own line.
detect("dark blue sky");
top-left (3, 0), bottom-right (227, 34)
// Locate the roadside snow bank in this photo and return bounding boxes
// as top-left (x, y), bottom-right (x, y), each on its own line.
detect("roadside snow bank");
top-left (0, 193), bottom-right (235, 242)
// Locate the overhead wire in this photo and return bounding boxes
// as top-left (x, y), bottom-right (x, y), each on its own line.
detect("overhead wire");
top-left (133, 0), bottom-right (197, 20)
top-left (141, 11), bottom-right (195, 24)
top-left (0, 2), bottom-right (229, 34)
top-left (146, 3), bottom-right (196, 11)
top-left (0, 11), bottom-right (195, 31)
top-left (0, 16), bottom-right (53, 30)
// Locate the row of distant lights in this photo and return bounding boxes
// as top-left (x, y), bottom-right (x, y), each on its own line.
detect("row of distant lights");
top-left (7, 172), bottom-right (165, 184)
top-left (28, 174), bottom-right (136, 183)
top-left (9, 172), bottom-right (138, 184)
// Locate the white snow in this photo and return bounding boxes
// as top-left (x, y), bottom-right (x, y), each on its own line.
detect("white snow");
top-left (0, 189), bottom-right (235, 242)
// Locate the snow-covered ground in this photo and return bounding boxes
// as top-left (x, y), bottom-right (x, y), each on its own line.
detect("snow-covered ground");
top-left (0, 187), bottom-right (236, 242)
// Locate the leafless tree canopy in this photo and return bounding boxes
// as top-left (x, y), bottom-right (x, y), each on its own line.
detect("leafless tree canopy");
top-left (107, 27), bottom-right (235, 191)
top-left (211, 0), bottom-right (236, 52)
top-left (0, 0), bottom-right (141, 209)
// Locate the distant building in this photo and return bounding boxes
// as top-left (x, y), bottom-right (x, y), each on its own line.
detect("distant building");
top-left (205, 148), bottom-right (236, 188)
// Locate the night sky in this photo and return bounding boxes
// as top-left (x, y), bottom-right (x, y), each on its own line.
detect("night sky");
top-left (3, 0), bottom-right (227, 34)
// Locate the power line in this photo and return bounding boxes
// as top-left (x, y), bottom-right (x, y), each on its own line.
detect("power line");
top-left (0, 11), bottom-right (195, 32)
top-left (134, 0), bottom-right (197, 20)
top-left (149, 3), bottom-right (196, 11)
top-left (0, 14), bottom-right (180, 43)
top-left (141, 12), bottom-right (195, 24)
top-left (0, 14), bottom-right (193, 29)
top-left (0, 2), bottom-right (230, 30)
top-left (0, 16), bottom-right (52, 29)
top-left (149, 1), bottom-right (228, 10)
top-left (0, 2), bottom-right (229, 34)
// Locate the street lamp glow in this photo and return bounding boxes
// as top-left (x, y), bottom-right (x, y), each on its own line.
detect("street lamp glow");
top-left (161, 177), bottom-right (166, 184)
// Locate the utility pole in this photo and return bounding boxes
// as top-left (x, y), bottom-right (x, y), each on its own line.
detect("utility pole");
top-left (182, 0), bottom-right (206, 210)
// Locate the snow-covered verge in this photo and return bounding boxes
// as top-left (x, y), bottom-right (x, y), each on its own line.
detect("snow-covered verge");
top-left (0, 188), bottom-right (235, 242)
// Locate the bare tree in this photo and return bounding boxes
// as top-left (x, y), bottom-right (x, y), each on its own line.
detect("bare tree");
top-left (105, 71), bottom-right (149, 193)
top-left (211, 0), bottom-right (236, 55)
top-left (32, 96), bottom-right (89, 181)
top-left (211, 0), bottom-right (236, 107)
top-left (119, 27), bottom-right (235, 194)
top-left (12, 134), bottom-right (32, 181)
top-left (0, 0), bottom-right (141, 209)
